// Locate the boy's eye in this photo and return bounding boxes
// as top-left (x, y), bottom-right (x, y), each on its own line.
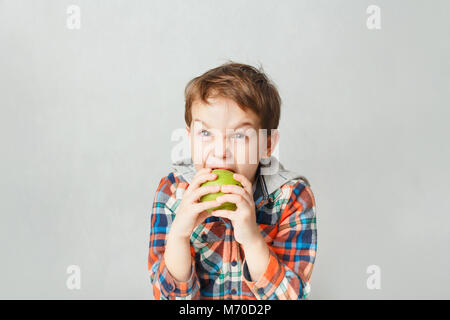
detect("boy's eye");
top-left (233, 133), bottom-right (247, 139)
top-left (199, 129), bottom-right (211, 137)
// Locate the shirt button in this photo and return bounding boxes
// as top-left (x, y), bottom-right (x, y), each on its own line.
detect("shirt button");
top-left (201, 233), bottom-right (207, 241)
top-left (231, 288), bottom-right (237, 295)
top-left (231, 260), bottom-right (237, 267)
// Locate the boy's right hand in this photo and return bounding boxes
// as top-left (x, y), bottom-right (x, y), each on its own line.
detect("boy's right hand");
top-left (169, 167), bottom-right (222, 240)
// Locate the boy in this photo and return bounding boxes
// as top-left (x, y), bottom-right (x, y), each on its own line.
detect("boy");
top-left (148, 62), bottom-right (317, 300)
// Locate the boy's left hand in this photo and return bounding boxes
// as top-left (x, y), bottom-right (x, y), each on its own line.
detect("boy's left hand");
top-left (211, 173), bottom-right (261, 246)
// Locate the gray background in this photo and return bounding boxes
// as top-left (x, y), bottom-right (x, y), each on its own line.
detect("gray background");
top-left (1, 0), bottom-right (449, 299)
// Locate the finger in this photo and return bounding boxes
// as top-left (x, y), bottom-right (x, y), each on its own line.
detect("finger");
top-left (196, 167), bottom-right (212, 175)
top-left (232, 173), bottom-right (253, 196)
top-left (187, 172), bottom-right (217, 192)
top-left (210, 209), bottom-right (234, 220)
top-left (193, 199), bottom-right (223, 214)
top-left (220, 184), bottom-right (253, 206)
top-left (191, 185), bottom-right (221, 202)
top-left (216, 194), bottom-right (247, 207)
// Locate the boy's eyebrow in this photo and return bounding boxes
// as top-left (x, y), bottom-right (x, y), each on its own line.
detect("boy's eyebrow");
top-left (193, 118), bottom-right (255, 129)
top-left (193, 118), bottom-right (209, 127)
top-left (231, 121), bottom-right (255, 129)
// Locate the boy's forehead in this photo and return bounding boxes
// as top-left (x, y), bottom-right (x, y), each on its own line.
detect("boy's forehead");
top-left (191, 97), bottom-right (260, 129)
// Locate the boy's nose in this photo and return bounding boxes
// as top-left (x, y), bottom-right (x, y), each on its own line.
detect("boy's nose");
top-left (213, 137), bottom-right (232, 158)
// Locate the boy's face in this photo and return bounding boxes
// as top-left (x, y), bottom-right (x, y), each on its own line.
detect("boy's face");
top-left (186, 96), bottom-right (278, 185)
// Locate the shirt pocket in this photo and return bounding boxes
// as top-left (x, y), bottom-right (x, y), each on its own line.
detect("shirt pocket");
top-left (190, 220), bottom-right (226, 275)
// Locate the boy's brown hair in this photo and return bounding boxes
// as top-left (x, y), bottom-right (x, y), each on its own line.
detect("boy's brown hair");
top-left (184, 61), bottom-right (281, 135)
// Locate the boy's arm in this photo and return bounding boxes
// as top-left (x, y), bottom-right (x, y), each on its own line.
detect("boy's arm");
top-left (148, 176), bottom-right (201, 300)
top-left (242, 181), bottom-right (317, 300)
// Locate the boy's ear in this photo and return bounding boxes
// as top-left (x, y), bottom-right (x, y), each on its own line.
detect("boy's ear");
top-left (264, 129), bottom-right (280, 158)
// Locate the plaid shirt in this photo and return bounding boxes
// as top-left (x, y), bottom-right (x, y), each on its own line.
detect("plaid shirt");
top-left (148, 157), bottom-right (317, 300)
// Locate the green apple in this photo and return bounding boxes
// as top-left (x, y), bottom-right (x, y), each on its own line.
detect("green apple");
top-left (200, 169), bottom-right (243, 213)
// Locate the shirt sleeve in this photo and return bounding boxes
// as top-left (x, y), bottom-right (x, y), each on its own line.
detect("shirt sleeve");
top-left (242, 181), bottom-right (317, 300)
top-left (148, 175), bottom-right (201, 300)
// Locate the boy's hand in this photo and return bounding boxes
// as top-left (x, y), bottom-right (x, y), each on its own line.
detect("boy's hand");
top-left (211, 173), bottom-right (261, 247)
top-left (170, 167), bottom-right (223, 240)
